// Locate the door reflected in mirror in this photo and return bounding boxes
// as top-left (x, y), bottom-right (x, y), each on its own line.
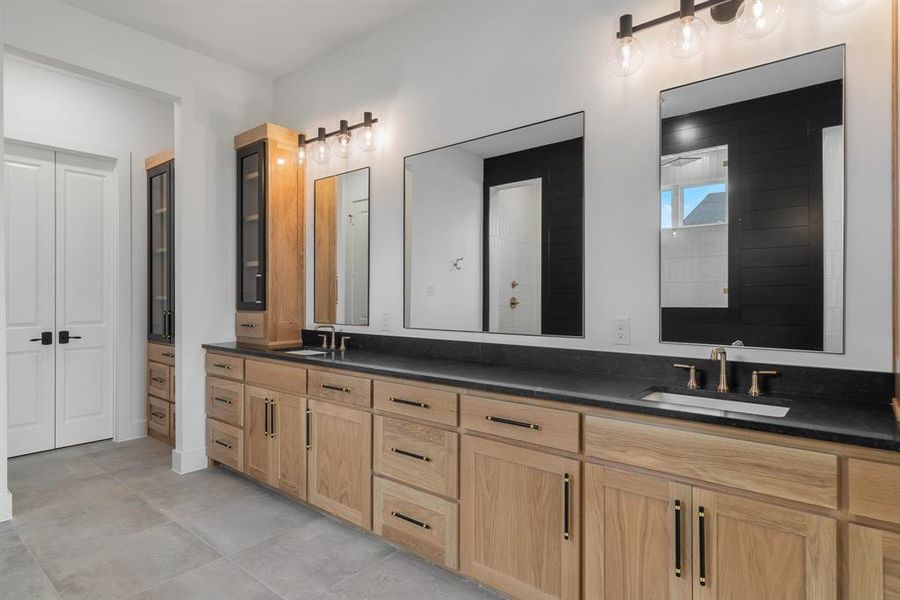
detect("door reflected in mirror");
top-left (404, 112), bottom-right (584, 337)
top-left (314, 168), bottom-right (370, 326)
top-left (659, 46), bottom-right (844, 352)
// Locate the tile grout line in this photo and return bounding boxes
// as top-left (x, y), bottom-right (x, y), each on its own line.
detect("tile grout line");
top-left (224, 555), bottom-right (292, 600)
top-left (15, 529), bottom-right (65, 600)
top-left (304, 548), bottom-right (399, 600)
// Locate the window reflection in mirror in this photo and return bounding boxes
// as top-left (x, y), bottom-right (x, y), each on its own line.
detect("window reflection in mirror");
top-left (659, 46), bottom-right (844, 352)
top-left (404, 112), bottom-right (584, 337)
top-left (314, 167), bottom-right (370, 326)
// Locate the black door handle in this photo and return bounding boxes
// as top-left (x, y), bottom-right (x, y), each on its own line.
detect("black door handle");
top-left (58, 331), bottom-right (82, 344)
top-left (30, 331), bottom-right (52, 345)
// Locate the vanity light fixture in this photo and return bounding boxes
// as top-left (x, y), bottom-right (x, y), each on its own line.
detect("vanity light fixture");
top-left (297, 112), bottom-right (380, 165)
top-left (735, 0), bottom-right (785, 38)
top-left (666, 0), bottom-right (709, 58)
top-left (609, 14), bottom-right (645, 77)
top-left (819, 0), bottom-right (865, 14)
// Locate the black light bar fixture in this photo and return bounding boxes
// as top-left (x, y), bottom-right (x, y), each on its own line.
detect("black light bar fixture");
top-left (297, 112), bottom-right (379, 164)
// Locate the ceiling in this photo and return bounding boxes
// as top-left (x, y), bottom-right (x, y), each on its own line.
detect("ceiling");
top-left (61, 0), bottom-right (427, 79)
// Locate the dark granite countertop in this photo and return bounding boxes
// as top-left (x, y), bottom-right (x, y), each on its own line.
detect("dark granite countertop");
top-left (203, 341), bottom-right (900, 452)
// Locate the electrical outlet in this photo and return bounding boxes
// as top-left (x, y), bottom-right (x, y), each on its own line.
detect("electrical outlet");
top-left (381, 313), bottom-right (392, 332)
top-left (613, 317), bottom-right (631, 345)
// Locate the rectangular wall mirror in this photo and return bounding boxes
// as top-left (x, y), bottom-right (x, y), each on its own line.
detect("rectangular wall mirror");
top-left (659, 46), bottom-right (844, 352)
top-left (314, 167), bottom-right (370, 326)
top-left (404, 112), bottom-right (584, 337)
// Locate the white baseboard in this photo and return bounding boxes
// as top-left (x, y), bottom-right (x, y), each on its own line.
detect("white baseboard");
top-left (172, 446), bottom-right (208, 474)
top-left (0, 490), bottom-right (12, 522)
top-left (116, 421), bottom-right (147, 443)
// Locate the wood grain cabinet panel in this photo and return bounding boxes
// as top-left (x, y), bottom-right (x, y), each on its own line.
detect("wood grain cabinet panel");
top-left (584, 464), bottom-right (692, 600)
top-left (461, 435), bottom-right (579, 600)
top-left (693, 488), bottom-right (836, 600)
top-left (374, 380), bottom-right (459, 427)
top-left (848, 459), bottom-right (900, 525)
top-left (243, 385), bottom-right (307, 499)
top-left (147, 361), bottom-right (170, 401)
top-left (307, 398), bottom-right (372, 529)
top-left (244, 385), bottom-right (273, 484)
top-left (206, 353), bottom-right (244, 381)
top-left (849, 524), bottom-right (900, 600)
top-left (245, 359), bottom-right (307, 395)
top-left (207, 418), bottom-right (244, 472)
top-left (147, 396), bottom-right (170, 436)
top-left (373, 415), bottom-right (458, 498)
top-left (583, 415), bottom-right (838, 508)
top-left (374, 476), bottom-right (459, 570)
top-left (147, 342), bottom-right (175, 366)
top-left (308, 369), bottom-right (372, 408)
top-left (206, 377), bottom-right (244, 427)
top-left (461, 395), bottom-right (580, 453)
top-left (235, 311), bottom-right (266, 340)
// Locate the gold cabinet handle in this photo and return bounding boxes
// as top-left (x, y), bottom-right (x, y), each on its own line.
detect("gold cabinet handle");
top-left (390, 511), bottom-right (431, 530)
top-left (151, 377), bottom-right (166, 383)
top-left (212, 363), bottom-right (232, 370)
top-left (485, 415), bottom-right (541, 430)
top-left (320, 384), bottom-right (350, 393)
top-left (390, 397), bottom-right (430, 409)
top-left (161, 352), bottom-right (175, 358)
top-left (214, 439), bottom-right (232, 450)
top-left (239, 323), bottom-right (256, 328)
top-left (390, 447), bottom-right (431, 462)
top-left (213, 396), bottom-right (233, 405)
top-left (151, 411), bottom-right (166, 419)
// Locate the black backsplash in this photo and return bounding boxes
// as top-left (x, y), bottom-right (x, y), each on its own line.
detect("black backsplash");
top-left (302, 330), bottom-right (894, 405)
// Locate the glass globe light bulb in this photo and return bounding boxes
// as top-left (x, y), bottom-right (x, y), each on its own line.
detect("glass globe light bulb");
top-left (608, 36), bottom-right (644, 77)
top-left (736, 0), bottom-right (785, 38)
top-left (311, 141), bottom-right (330, 164)
top-left (297, 146), bottom-right (306, 165)
top-left (356, 125), bottom-right (377, 151)
top-left (333, 133), bottom-right (351, 158)
top-left (820, 0), bottom-right (865, 14)
top-left (665, 14), bottom-right (708, 58)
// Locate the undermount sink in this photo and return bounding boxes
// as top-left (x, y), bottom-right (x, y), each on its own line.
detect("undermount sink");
top-left (640, 390), bottom-right (790, 418)
top-left (282, 349), bottom-right (328, 357)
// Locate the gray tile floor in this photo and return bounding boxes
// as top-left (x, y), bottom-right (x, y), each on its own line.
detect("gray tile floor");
top-left (1, 437), bottom-right (503, 600)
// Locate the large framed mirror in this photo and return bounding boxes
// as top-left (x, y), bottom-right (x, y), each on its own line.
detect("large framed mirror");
top-left (659, 46), bottom-right (844, 352)
top-left (404, 112), bottom-right (584, 336)
top-left (314, 167), bottom-right (370, 326)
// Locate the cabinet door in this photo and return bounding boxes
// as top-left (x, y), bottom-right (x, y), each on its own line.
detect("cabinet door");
top-left (236, 140), bottom-right (266, 311)
top-left (693, 489), bottom-right (836, 600)
top-left (147, 160), bottom-right (174, 341)
top-left (244, 385), bottom-right (274, 484)
top-left (271, 393), bottom-right (307, 500)
top-left (307, 399), bottom-right (372, 528)
top-left (460, 435), bottom-right (579, 600)
top-left (584, 464), bottom-right (692, 600)
top-left (849, 524), bottom-right (900, 599)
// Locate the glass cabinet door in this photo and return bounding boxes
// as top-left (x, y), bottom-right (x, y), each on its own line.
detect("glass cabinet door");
top-left (237, 141), bottom-right (266, 310)
top-left (148, 161), bottom-right (174, 342)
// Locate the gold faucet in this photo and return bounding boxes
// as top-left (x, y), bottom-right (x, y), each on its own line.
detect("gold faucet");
top-left (710, 347), bottom-right (729, 393)
top-left (748, 370), bottom-right (778, 397)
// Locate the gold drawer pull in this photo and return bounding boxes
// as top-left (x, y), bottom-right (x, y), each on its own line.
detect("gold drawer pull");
top-left (212, 363), bottom-right (232, 370)
top-left (239, 323), bottom-right (257, 328)
top-left (151, 377), bottom-right (166, 383)
top-left (485, 415), bottom-right (541, 430)
top-left (390, 447), bottom-right (432, 462)
top-left (214, 396), bottom-right (233, 405)
top-left (214, 439), bottom-right (233, 450)
top-left (161, 352), bottom-right (175, 358)
top-left (151, 411), bottom-right (166, 419)
top-left (321, 384), bottom-right (350, 393)
top-left (390, 397), bottom-right (430, 409)
top-left (390, 511), bottom-right (431, 530)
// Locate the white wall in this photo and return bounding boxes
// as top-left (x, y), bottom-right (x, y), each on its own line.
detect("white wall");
top-left (276, 0), bottom-right (894, 373)
top-left (1, 0), bottom-right (273, 507)
top-left (405, 146), bottom-right (483, 331)
top-left (3, 56), bottom-right (174, 441)
top-left (0, 0), bottom-right (10, 522)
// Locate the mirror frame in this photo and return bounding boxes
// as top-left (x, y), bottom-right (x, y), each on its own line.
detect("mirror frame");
top-left (313, 166), bottom-right (372, 327)
top-left (402, 111), bottom-right (586, 338)
top-left (656, 45), bottom-right (847, 353)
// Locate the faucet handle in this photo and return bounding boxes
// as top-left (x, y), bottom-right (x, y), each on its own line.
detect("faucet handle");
top-left (673, 363), bottom-right (700, 390)
top-left (748, 370), bottom-right (779, 397)
top-left (339, 336), bottom-right (351, 352)
top-left (319, 334), bottom-right (329, 349)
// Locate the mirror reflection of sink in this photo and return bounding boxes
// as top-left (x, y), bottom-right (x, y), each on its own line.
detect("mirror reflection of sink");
top-left (640, 391), bottom-right (790, 418)
top-left (283, 349), bottom-right (329, 357)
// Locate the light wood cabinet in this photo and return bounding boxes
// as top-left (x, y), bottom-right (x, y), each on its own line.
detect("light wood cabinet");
top-left (584, 463), bottom-right (692, 600)
top-left (243, 385), bottom-right (307, 499)
top-left (460, 435), bottom-right (579, 600)
top-left (849, 523), bottom-right (900, 599)
top-left (692, 488), bottom-right (836, 600)
top-left (307, 398), bottom-right (372, 529)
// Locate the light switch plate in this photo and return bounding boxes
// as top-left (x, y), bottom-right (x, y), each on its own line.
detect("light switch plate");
top-left (381, 313), bottom-right (392, 332)
top-left (613, 317), bottom-right (631, 345)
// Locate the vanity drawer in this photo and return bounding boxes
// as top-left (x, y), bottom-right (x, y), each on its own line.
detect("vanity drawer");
top-left (147, 342), bottom-right (175, 366)
top-left (206, 377), bottom-right (244, 427)
top-left (147, 396), bottom-right (170, 436)
top-left (147, 361), bottom-right (170, 401)
top-left (374, 381), bottom-right (458, 427)
top-left (235, 311), bottom-right (266, 340)
top-left (207, 418), bottom-right (244, 471)
top-left (584, 415), bottom-right (838, 508)
top-left (461, 394), bottom-right (580, 453)
top-left (245, 359), bottom-right (306, 394)
top-left (374, 476), bottom-right (458, 570)
top-left (374, 415), bottom-right (459, 498)
top-left (308, 369), bottom-right (371, 408)
top-left (206, 352), bottom-right (244, 381)
top-left (849, 459), bottom-right (900, 524)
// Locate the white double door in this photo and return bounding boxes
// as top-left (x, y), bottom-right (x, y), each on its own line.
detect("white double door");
top-left (5, 142), bottom-right (116, 457)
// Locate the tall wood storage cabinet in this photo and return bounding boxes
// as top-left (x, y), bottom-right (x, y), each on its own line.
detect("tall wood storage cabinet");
top-left (146, 149), bottom-right (176, 445)
top-left (234, 123), bottom-right (304, 348)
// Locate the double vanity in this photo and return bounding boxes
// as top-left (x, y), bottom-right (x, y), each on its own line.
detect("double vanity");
top-left (202, 339), bottom-right (899, 600)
